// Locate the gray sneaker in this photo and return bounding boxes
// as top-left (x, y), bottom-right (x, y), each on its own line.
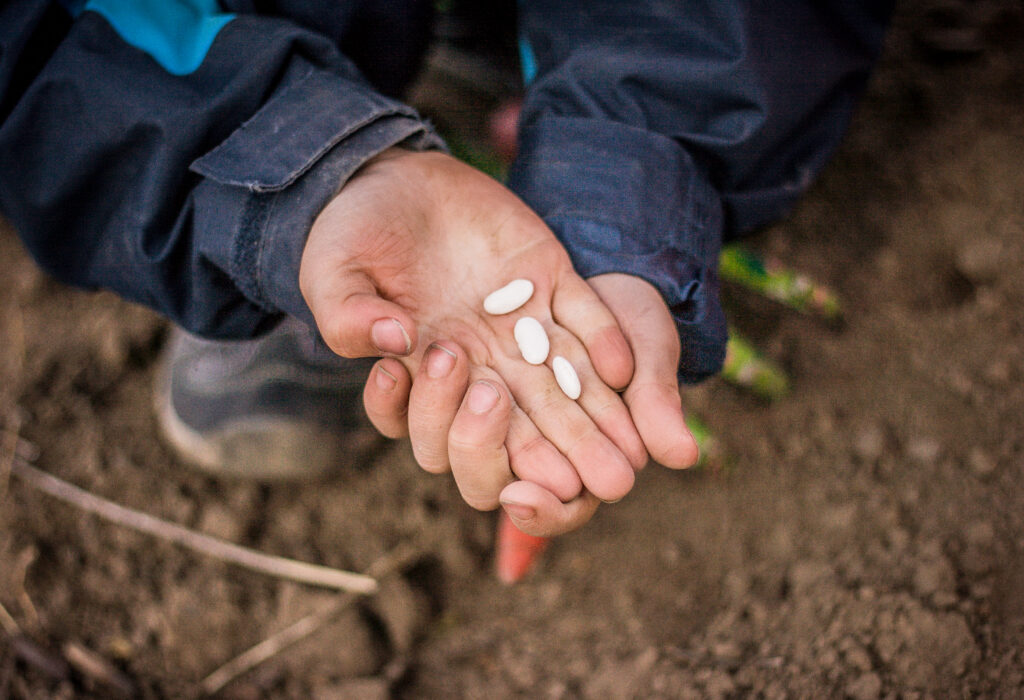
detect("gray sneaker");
top-left (154, 318), bottom-right (385, 480)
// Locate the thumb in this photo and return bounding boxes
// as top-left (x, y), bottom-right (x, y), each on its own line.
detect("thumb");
top-left (589, 273), bottom-right (699, 469)
top-left (302, 266), bottom-right (417, 359)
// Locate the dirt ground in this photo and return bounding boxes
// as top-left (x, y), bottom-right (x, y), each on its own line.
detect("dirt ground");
top-left (2, 3), bottom-right (1024, 698)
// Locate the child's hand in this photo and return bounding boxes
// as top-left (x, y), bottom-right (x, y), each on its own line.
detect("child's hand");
top-left (300, 149), bottom-right (647, 533)
top-left (587, 273), bottom-right (699, 471)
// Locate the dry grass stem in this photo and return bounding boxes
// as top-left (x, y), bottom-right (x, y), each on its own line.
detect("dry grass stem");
top-left (7, 451), bottom-right (379, 595)
top-left (200, 540), bottom-right (424, 696)
top-left (0, 425), bottom-right (26, 505)
top-left (11, 546), bottom-right (41, 634)
top-left (0, 601), bottom-right (19, 637)
top-left (62, 641), bottom-right (135, 697)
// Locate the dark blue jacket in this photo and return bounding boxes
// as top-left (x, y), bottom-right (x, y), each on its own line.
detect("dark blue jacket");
top-left (0, 1), bottom-right (891, 382)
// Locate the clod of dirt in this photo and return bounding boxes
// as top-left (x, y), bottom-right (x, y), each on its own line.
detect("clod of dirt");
top-left (905, 436), bottom-right (942, 464)
top-left (958, 520), bottom-right (997, 576)
top-left (955, 237), bottom-right (1005, 285)
top-left (853, 424), bottom-right (887, 463)
top-left (368, 576), bottom-right (432, 654)
top-left (912, 554), bottom-right (958, 603)
top-left (315, 677), bottom-right (390, 700)
top-left (268, 588), bottom-right (389, 680)
top-left (198, 501), bottom-right (247, 543)
top-left (846, 671), bottom-right (883, 700)
top-left (966, 447), bottom-right (997, 478)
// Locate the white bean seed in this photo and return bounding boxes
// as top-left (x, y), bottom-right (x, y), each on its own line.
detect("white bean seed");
top-left (514, 316), bottom-right (549, 365)
top-left (552, 356), bottom-right (581, 400)
top-left (483, 279), bottom-right (534, 315)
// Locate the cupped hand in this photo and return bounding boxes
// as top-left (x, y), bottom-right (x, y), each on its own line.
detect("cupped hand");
top-left (587, 273), bottom-right (700, 470)
top-left (300, 149), bottom-right (647, 534)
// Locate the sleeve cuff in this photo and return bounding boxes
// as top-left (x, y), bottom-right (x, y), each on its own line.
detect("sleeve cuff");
top-left (190, 67), bottom-right (444, 332)
top-left (507, 115), bottom-right (727, 382)
top-left (252, 113), bottom-right (442, 330)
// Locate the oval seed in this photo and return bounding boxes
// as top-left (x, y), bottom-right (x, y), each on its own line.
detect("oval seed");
top-left (514, 316), bottom-right (549, 365)
top-left (552, 356), bottom-right (581, 400)
top-left (483, 279), bottom-right (534, 315)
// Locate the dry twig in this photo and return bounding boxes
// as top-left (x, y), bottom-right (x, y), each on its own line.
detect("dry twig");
top-left (0, 426), bottom-right (29, 505)
top-left (6, 445), bottom-right (378, 595)
top-left (7, 634), bottom-right (71, 682)
top-left (200, 539), bottom-right (424, 696)
top-left (0, 601), bottom-right (19, 637)
top-left (62, 641), bottom-right (135, 697)
top-left (0, 607), bottom-right (71, 685)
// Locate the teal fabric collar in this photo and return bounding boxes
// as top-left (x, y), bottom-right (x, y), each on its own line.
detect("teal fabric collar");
top-left (79, 0), bottom-right (234, 75)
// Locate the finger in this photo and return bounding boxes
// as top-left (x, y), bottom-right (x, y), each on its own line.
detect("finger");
top-left (625, 375), bottom-right (698, 469)
top-left (300, 266), bottom-right (417, 359)
top-left (447, 378), bottom-right (515, 510)
top-left (408, 342), bottom-right (470, 474)
top-left (541, 326), bottom-right (648, 470)
top-left (505, 405), bottom-right (583, 503)
top-left (499, 480), bottom-right (601, 538)
top-left (551, 275), bottom-right (634, 390)
top-left (362, 358), bottom-right (412, 438)
top-left (492, 353), bottom-right (635, 503)
top-left (590, 274), bottom-right (699, 469)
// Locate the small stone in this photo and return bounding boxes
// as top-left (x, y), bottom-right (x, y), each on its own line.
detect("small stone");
top-left (722, 571), bottom-right (749, 600)
top-left (822, 503), bottom-right (857, 531)
top-left (965, 520), bottom-right (995, 548)
top-left (873, 630), bottom-right (901, 664)
top-left (955, 237), bottom-right (1003, 285)
top-left (960, 522), bottom-right (996, 576)
top-left (854, 426), bottom-right (886, 462)
top-left (845, 671), bottom-right (883, 700)
top-left (316, 678), bottom-right (390, 700)
top-left (969, 581), bottom-right (993, 600)
top-left (712, 640), bottom-right (742, 661)
top-left (844, 644), bottom-right (874, 673)
top-left (198, 502), bottom-right (245, 542)
top-left (701, 670), bottom-right (736, 699)
top-left (906, 437), bottom-right (942, 464)
top-left (888, 528), bottom-right (911, 552)
top-left (983, 359), bottom-right (1011, 385)
top-left (913, 557), bottom-right (957, 599)
top-left (789, 561), bottom-right (834, 595)
top-left (967, 447), bottom-right (997, 477)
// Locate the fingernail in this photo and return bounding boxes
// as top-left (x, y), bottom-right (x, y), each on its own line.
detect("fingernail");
top-left (425, 343), bottom-right (457, 378)
top-left (375, 365), bottom-right (397, 392)
top-left (372, 318), bottom-right (411, 355)
top-left (467, 381), bottom-right (500, 414)
top-left (501, 501), bottom-right (536, 521)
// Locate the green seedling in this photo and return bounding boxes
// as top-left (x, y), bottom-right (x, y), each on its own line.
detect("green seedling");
top-left (719, 245), bottom-right (843, 322)
top-left (685, 411), bottom-right (721, 469)
top-left (721, 330), bottom-right (790, 401)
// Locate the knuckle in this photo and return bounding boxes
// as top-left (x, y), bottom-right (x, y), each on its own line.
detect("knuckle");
top-left (447, 429), bottom-right (485, 455)
top-left (511, 431), bottom-right (550, 459)
top-left (411, 443), bottom-right (450, 474)
top-left (461, 489), bottom-right (502, 512)
top-left (519, 381), bottom-right (564, 421)
top-left (321, 320), bottom-right (357, 358)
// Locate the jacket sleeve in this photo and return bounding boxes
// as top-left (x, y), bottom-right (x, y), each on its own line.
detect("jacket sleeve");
top-left (0, 0), bottom-right (443, 339)
top-left (508, 1), bottom-right (892, 382)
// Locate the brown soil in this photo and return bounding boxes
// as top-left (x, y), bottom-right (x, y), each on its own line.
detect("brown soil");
top-left (2, 3), bottom-right (1023, 698)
